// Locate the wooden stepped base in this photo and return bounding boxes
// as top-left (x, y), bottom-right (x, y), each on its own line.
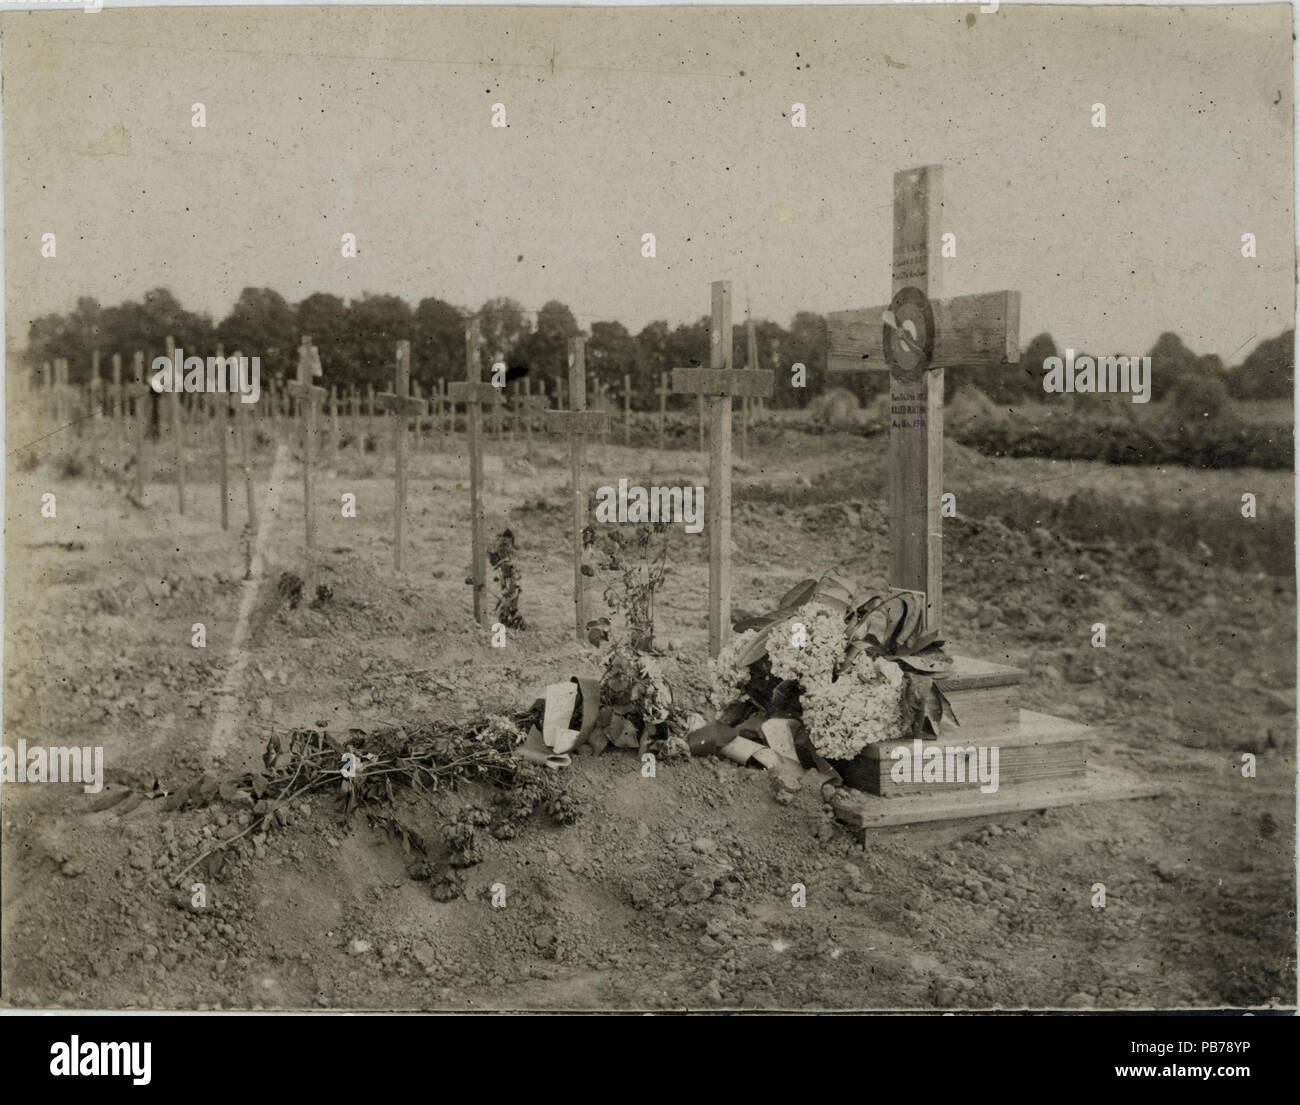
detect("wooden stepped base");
top-left (831, 713), bottom-right (1163, 830)
top-left (837, 707), bottom-right (1085, 796)
top-left (936, 655), bottom-right (1029, 744)
top-left (833, 763), bottom-right (1162, 830)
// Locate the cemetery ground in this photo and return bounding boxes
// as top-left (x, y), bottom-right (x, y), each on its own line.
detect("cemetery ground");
top-left (2, 413), bottom-right (1294, 1011)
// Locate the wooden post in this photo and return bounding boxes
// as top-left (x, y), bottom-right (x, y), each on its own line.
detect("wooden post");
top-left (132, 351), bottom-right (146, 502)
top-left (622, 373), bottom-right (632, 446)
top-left (413, 382), bottom-right (424, 452)
top-left (329, 385), bottom-right (340, 455)
top-left (742, 311), bottom-right (759, 461)
top-left (111, 353), bottom-right (123, 442)
top-left (217, 343), bottom-right (229, 531)
top-left (657, 371), bottom-right (670, 451)
top-left (697, 394), bottom-right (705, 454)
top-left (672, 281), bottom-right (774, 657)
top-left (544, 336), bottom-right (610, 642)
top-left (825, 164), bottom-right (1021, 634)
top-left (449, 321), bottom-right (495, 622)
top-left (375, 341), bottom-right (428, 571)
top-left (165, 336), bottom-right (185, 514)
top-left (286, 336), bottom-right (327, 559)
top-left (235, 350), bottom-right (256, 533)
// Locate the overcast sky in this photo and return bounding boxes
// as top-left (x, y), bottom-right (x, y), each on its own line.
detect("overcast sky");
top-left (1, 3), bottom-right (1294, 362)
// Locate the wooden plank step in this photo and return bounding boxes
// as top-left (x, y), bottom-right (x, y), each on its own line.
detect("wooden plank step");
top-left (940, 655), bottom-right (1028, 691)
top-left (859, 709), bottom-right (1089, 761)
top-left (832, 762), bottom-right (1163, 830)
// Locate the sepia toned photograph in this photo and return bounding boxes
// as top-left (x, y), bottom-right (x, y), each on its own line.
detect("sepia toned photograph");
top-left (1, 1), bottom-right (1295, 1021)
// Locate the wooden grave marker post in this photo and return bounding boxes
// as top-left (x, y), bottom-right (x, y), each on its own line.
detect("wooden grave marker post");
top-left (827, 164), bottom-right (1020, 635)
top-left (544, 335), bottom-right (611, 643)
top-left (90, 350), bottom-right (101, 428)
top-left (741, 310), bottom-right (759, 460)
top-left (233, 349), bottom-right (257, 533)
top-left (164, 337), bottom-right (186, 513)
top-left (132, 351), bottom-right (146, 501)
top-left (448, 320), bottom-right (498, 623)
top-left (622, 373), bottom-right (632, 446)
top-left (375, 340), bottom-right (429, 571)
top-left (216, 343), bottom-right (230, 531)
top-left (656, 371), bottom-right (670, 451)
top-left (672, 281), bottom-right (774, 657)
top-left (111, 353), bottom-right (123, 443)
top-left (285, 336), bottom-right (327, 558)
top-left (519, 380), bottom-right (548, 460)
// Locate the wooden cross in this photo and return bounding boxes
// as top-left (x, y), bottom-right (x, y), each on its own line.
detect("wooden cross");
top-left (285, 335), bottom-right (327, 557)
top-left (375, 340), bottom-right (429, 571)
top-left (544, 335), bottom-right (611, 643)
top-left (672, 280), bottom-right (774, 657)
top-left (448, 319), bottom-right (499, 623)
top-left (828, 165), bottom-right (1020, 634)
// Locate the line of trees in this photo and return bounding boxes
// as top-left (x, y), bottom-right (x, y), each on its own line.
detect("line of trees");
top-left (22, 288), bottom-right (1293, 408)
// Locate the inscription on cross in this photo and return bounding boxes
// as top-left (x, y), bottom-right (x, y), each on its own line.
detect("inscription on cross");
top-left (285, 335), bottom-right (327, 557)
top-left (828, 165), bottom-right (1020, 634)
top-left (375, 340), bottom-right (429, 571)
top-left (672, 280), bottom-right (774, 657)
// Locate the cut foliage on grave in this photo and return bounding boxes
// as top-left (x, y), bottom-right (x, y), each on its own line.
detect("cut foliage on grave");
top-left (488, 528), bottom-right (526, 629)
top-left (168, 713), bottom-right (578, 897)
top-left (582, 519), bottom-right (669, 651)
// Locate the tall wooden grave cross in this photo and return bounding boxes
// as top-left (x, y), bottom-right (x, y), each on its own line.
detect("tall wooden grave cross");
top-left (828, 165), bottom-right (1020, 634)
top-left (672, 280), bottom-right (774, 657)
top-left (448, 319), bottom-right (499, 623)
top-left (285, 335), bottom-right (327, 557)
top-left (544, 335), bottom-right (612, 643)
top-left (375, 340), bottom-right (429, 571)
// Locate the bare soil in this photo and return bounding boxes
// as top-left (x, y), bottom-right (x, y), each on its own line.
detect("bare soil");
top-left (2, 412), bottom-right (1295, 1010)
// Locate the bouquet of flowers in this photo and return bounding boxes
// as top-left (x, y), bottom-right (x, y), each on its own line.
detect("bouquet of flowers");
top-left (708, 574), bottom-right (959, 763)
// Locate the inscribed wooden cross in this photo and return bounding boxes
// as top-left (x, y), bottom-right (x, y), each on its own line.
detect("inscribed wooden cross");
top-left (672, 280), bottom-right (774, 657)
top-left (375, 340), bottom-right (429, 571)
top-left (543, 335), bottom-right (611, 642)
top-left (828, 165), bottom-right (1020, 634)
top-left (448, 320), bottom-right (498, 623)
top-left (285, 335), bottom-right (327, 556)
